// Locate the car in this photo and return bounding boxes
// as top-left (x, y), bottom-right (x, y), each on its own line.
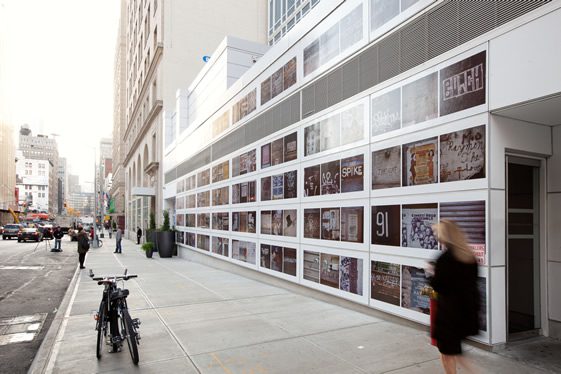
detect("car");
top-left (3, 224), bottom-right (23, 240)
top-left (0, 226), bottom-right (3, 235)
top-left (17, 228), bottom-right (43, 242)
top-left (39, 224), bottom-right (54, 239)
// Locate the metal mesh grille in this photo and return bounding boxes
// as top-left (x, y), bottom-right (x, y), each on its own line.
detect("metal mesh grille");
top-left (302, 84), bottom-right (315, 118)
top-left (378, 32), bottom-right (401, 82)
top-left (428, 1), bottom-right (459, 59)
top-left (400, 16), bottom-right (428, 72)
top-left (341, 56), bottom-right (360, 100)
top-left (314, 76), bottom-right (329, 113)
top-left (359, 44), bottom-right (378, 91)
top-left (327, 69), bottom-right (342, 107)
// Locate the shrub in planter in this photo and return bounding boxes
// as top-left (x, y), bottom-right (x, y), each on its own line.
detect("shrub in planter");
top-left (155, 210), bottom-right (175, 258)
top-left (141, 241), bottom-right (154, 258)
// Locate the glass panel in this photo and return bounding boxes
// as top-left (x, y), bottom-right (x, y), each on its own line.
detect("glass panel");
top-left (508, 163), bottom-right (534, 209)
top-left (508, 213), bottom-right (534, 235)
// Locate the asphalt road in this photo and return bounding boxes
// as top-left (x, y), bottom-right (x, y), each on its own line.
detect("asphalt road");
top-left (0, 236), bottom-right (77, 374)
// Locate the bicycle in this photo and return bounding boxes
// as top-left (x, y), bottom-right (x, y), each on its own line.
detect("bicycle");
top-left (90, 269), bottom-right (141, 365)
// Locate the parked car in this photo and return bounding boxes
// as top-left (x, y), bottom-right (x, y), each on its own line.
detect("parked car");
top-left (3, 224), bottom-right (23, 240)
top-left (0, 226), bottom-right (3, 235)
top-left (39, 224), bottom-right (54, 239)
top-left (17, 227), bottom-right (43, 242)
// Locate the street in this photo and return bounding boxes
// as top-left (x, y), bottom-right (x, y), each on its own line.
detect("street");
top-left (0, 236), bottom-right (77, 374)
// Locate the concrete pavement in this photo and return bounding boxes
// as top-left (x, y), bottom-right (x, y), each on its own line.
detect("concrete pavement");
top-left (32, 236), bottom-right (559, 373)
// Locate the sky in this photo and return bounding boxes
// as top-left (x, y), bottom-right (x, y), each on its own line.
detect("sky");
top-left (1, 0), bottom-right (121, 189)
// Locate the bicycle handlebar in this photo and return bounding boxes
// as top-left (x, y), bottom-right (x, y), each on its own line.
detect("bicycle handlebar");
top-left (93, 274), bottom-right (137, 282)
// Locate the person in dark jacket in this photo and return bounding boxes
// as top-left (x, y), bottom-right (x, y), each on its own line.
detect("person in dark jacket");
top-left (53, 226), bottom-right (64, 251)
top-left (430, 219), bottom-right (480, 374)
top-left (76, 226), bottom-right (90, 269)
top-left (136, 227), bottom-right (142, 244)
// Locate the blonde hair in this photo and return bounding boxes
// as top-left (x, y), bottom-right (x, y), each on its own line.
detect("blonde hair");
top-left (434, 219), bottom-right (476, 264)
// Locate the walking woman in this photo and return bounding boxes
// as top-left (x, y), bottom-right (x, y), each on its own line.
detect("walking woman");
top-left (430, 220), bottom-right (480, 374)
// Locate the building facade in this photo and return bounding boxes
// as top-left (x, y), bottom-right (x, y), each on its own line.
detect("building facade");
top-left (15, 153), bottom-right (51, 213)
top-left (164, 0), bottom-right (561, 345)
top-left (57, 157), bottom-right (68, 214)
top-left (268, 0), bottom-right (321, 45)
top-left (0, 124), bottom-right (17, 221)
top-left (120, 0), bottom-right (267, 239)
top-left (18, 126), bottom-right (59, 215)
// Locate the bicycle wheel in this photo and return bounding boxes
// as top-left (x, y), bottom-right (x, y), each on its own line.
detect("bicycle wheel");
top-left (120, 308), bottom-right (139, 364)
top-left (96, 302), bottom-right (106, 359)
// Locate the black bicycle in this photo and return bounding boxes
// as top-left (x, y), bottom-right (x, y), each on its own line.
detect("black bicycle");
top-left (90, 269), bottom-right (141, 365)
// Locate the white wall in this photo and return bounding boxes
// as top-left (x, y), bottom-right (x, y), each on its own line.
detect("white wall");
top-left (548, 125), bottom-right (561, 328)
top-left (489, 6), bottom-right (561, 110)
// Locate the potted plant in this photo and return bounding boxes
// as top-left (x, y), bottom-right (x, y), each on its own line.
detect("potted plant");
top-left (141, 241), bottom-right (154, 258)
top-left (155, 210), bottom-right (175, 258)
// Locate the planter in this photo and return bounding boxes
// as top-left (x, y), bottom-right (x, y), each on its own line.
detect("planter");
top-left (155, 231), bottom-right (175, 258)
top-left (145, 249), bottom-right (153, 258)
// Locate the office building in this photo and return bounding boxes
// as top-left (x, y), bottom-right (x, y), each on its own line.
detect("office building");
top-left (164, 0), bottom-right (561, 346)
top-left (268, 0), bottom-right (321, 45)
top-left (15, 152), bottom-right (52, 213)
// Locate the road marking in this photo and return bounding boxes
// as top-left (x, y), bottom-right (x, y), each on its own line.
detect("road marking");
top-left (0, 265), bottom-right (44, 270)
top-left (0, 313), bottom-right (47, 346)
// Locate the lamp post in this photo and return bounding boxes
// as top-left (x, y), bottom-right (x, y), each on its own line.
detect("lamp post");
top-left (91, 146), bottom-right (100, 248)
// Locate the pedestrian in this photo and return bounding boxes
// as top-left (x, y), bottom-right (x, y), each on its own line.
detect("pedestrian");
top-left (76, 226), bottom-right (90, 269)
top-left (109, 228), bottom-right (112, 239)
top-left (136, 226), bottom-right (142, 245)
top-left (429, 219), bottom-right (480, 374)
top-left (114, 226), bottom-right (122, 253)
top-left (89, 226), bottom-right (94, 240)
top-left (53, 225), bottom-right (64, 251)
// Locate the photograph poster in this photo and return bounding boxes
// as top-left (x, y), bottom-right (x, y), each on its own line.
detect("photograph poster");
top-left (272, 174), bottom-right (284, 200)
top-left (371, 88), bottom-right (401, 136)
top-left (271, 67), bottom-right (284, 99)
top-left (272, 210), bottom-right (283, 236)
top-left (371, 261), bottom-right (400, 306)
top-left (320, 114), bottom-right (341, 152)
top-left (440, 200), bottom-right (486, 265)
top-left (304, 123), bottom-right (321, 156)
top-left (260, 244), bottom-right (271, 269)
top-left (271, 138), bottom-right (284, 166)
top-left (261, 143), bottom-right (271, 169)
top-left (186, 232), bottom-right (196, 247)
top-left (402, 72), bottom-right (438, 127)
top-left (261, 176), bottom-right (272, 201)
top-left (372, 146), bottom-right (401, 189)
top-left (303, 251), bottom-right (320, 282)
top-left (260, 210), bottom-right (272, 235)
top-left (320, 253), bottom-right (340, 288)
top-left (402, 204), bottom-right (438, 249)
top-left (283, 209), bottom-right (297, 237)
top-left (283, 57), bottom-right (297, 90)
top-left (283, 247), bottom-right (297, 276)
top-left (440, 51), bottom-right (486, 116)
top-left (304, 165), bottom-right (321, 197)
top-left (339, 256), bottom-right (363, 295)
top-left (402, 137), bottom-right (438, 186)
top-left (321, 207), bottom-right (341, 241)
top-left (341, 206), bottom-right (363, 243)
top-left (261, 77), bottom-right (272, 105)
top-left (341, 103), bottom-right (364, 146)
top-left (271, 246), bottom-right (283, 272)
top-left (303, 39), bottom-right (320, 77)
top-left (284, 170), bottom-right (297, 199)
top-left (304, 208), bottom-right (321, 239)
top-left (370, 0), bottom-right (399, 31)
top-left (212, 237), bottom-right (229, 257)
top-left (371, 205), bottom-right (400, 246)
top-left (232, 184), bottom-right (240, 204)
top-left (440, 125), bottom-right (486, 182)
top-left (340, 4), bottom-right (363, 52)
top-left (284, 132), bottom-right (298, 162)
top-left (341, 154), bottom-right (364, 193)
top-left (321, 160), bottom-right (341, 195)
top-left (401, 265), bottom-right (430, 314)
top-left (320, 23), bottom-right (339, 65)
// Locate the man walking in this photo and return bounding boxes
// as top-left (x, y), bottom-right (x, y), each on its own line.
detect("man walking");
top-left (114, 226), bottom-right (123, 253)
top-left (76, 226), bottom-right (90, 269)
top-left (136, 226), bottom-right (142, 245)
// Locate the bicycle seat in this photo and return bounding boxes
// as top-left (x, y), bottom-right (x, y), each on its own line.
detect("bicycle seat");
top-left (110, 289), bottom-right (129, 301)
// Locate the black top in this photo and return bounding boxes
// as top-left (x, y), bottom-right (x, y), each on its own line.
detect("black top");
top-left (430, 249), bottom-right (480, 341)
top-left (137, 228), bottom-right (142, 236)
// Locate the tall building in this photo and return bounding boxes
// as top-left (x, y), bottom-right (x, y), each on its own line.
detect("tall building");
top-left (110, 0), bottom-right (127, 228)
top-left (0, 124), bottom-right (17, 221)
top-left (0, 4), bottom-right (17, 224)
top-left (164, 0), bottom-right (561, 346)
top-left (18, 126), bottom-right (59, 215)
top-left (119, 0), bottom-right (267, 238)
top-left (57, 157), bottom-right (68, 214)
top-left (267, 0), bottom-right (321, 45)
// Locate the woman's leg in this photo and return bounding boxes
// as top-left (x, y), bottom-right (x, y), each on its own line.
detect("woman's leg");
top-left (440, 354), bottom-right (456, 374)
top-left (456, 354), bottom-right (479, 374)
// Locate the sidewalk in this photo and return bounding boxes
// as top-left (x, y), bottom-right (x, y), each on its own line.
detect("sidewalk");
top-left (37, 237), bottom-right (559, 374)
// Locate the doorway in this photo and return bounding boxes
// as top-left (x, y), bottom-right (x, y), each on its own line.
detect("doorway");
top-left (506, 157), bottom-right (541, 338)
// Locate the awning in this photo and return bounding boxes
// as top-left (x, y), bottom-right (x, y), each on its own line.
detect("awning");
top-left (131, 187), bottom-right (156, 196)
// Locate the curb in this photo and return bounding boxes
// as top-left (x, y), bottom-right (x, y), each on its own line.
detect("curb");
top-left (28, 265), bottom-right (81, 374)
